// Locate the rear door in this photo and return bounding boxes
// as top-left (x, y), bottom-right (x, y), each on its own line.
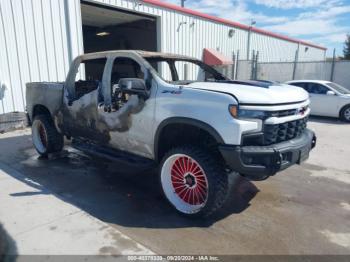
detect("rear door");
top-left (61, 57), bottom-right (109, 143)
top-left (62, 54), bottom-right (156, 158)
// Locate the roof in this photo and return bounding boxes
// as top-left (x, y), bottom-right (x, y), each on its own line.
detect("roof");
top-left (142, 0), bottom-right (327, 51)
top-left (287, 80), bottom-right (332, 84)
top-left (136, 50), bottom-right (196, 60)
top-left (77, 50), bottom-right (198, 60)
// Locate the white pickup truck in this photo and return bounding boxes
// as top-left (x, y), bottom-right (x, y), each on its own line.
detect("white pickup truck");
top-left (26, 51), bottom-right (316, 218)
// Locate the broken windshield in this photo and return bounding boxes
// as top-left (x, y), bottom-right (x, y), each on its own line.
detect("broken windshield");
top-left (144, 57), bottom-right (228, 85)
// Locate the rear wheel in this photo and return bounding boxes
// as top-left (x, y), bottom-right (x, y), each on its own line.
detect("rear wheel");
top-left (160, 146), bottom-right (230, 218)
top-left (340, 105), bottom-right (350, 122)
top-left (32, 115), bottom-right (64, 156)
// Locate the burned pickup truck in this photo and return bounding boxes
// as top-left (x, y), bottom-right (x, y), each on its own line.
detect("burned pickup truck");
top-left (26, 50), bottom-right (316, 217)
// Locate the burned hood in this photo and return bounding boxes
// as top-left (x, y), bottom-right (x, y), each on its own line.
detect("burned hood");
top-left (187, 82), bottom-right (309, 105)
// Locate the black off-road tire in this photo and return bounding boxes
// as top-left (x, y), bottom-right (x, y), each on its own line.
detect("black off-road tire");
top-left (159, 145), bottom-right (232, 218)
top-left (31, 114), bottom-right (64, 157)
top-left (340, 105), bottom-right (350, 122)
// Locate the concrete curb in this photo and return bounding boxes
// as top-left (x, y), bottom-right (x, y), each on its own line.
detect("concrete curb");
top-left (0, 112), bottom-right (28, 134)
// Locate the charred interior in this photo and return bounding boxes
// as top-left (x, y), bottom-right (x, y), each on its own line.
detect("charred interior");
top-left (81, 2), bottom-right (157, 53)
top-left (66, 54), bottom-right (148, 137)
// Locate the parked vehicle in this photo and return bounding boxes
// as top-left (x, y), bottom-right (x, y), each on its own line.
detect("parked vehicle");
top-left (286, 80), bottom-right (350, 122)
top-left (26, 51), bottom-right (316, 218)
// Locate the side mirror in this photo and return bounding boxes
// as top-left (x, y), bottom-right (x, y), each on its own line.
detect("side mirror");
top-left (327, 90), bottom-right (336, 96)
top-left (118, 78), bottom-right (149, 99)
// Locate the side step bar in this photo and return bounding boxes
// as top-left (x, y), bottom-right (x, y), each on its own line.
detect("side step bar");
top-left (71, 139), bottom-right (157, 171)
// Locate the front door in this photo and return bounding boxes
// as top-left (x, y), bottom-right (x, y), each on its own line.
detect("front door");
top-left (97, 55), bottom-right (156, 158)
top-left (306, 83), bottom-right (338, 117)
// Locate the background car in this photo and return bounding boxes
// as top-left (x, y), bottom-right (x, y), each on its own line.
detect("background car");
top-left (286, 80), bottom-right (350, 122)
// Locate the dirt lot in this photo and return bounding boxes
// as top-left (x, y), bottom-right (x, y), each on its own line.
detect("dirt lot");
top-left (0, 116), bottom-right (349, 255)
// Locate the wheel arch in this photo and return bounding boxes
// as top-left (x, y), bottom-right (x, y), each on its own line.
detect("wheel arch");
top-left (340, 103), bottom-right (350, 115)
top-left (154, 117), bottom-right (225, 162)
top-left (32, 104), bottom-right (53, 121)
top-left (339, 103), bottom-right (350, 119)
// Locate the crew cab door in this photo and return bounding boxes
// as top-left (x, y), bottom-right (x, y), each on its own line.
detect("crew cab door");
top-left (99, 55), bottom-right (157, 158)
top-left (61, 54), bottom-right (157, 159)
top-left (61, 56), bottom-right (109, 143)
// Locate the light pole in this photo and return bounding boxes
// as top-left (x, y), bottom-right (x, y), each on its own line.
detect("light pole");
top-left (247, 20), bottom-right (256, 60)
top-left (181, 0), bottom-right (186, 7)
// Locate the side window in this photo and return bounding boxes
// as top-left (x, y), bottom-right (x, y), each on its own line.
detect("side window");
top-left (145, 58), bottom-right (173, 82)
top-left (154, 61), bottom-right (173, 82)
top-left (306, 83), bottom-right (329, 95)
top-left (174, 61), bottom-right (214, 81)
top-left (111, 57), bottom-right (145, 86)
top-left (74, 58), bottom-right (107, 100)
top-left (292, 82), bottom-right (310, 92)
top-left (108, 57), bottom-right (147, 112)
top-left (292, 82), bottom-right (305, 88)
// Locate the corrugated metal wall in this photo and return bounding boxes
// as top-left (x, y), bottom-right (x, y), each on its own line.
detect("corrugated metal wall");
top-left (89, 0), bottom-right (249, 75)
top-left (0, 0), bottom-right (83, 114)
top-left (0, 0), bottom-right (326, 114)
top-left (298, 43), bottom-right (326, 61)
top-left (251, 33), bottom-right (298, 62)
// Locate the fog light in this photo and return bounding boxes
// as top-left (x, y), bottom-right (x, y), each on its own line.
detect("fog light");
top-left (243, 156), bottom-right (254, 165)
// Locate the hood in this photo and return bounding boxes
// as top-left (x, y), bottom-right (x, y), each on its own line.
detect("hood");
top-left (187, 82), bottom-right (309, 105)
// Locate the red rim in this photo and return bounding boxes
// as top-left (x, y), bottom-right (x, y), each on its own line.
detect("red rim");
top-left (171, 156), bottom-right (208, 205)
top-left (38, 124), bottom-right (48, 148)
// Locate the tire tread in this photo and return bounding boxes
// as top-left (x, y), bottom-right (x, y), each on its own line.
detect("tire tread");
top-left (340, 104), bottom-right (350, 122)
top-left (33, 115), bottom-right (64, 156)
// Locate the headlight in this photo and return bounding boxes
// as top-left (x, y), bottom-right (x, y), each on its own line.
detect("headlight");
top-left (229, 105), bottom-right (267, 120)
top-left (229, 105), bottom-right (264, 132)
top-left (238, 109), bottom-right (268, 119)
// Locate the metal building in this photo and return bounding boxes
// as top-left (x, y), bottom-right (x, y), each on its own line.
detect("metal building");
top-left (0, 0), bottom-right (327, 114)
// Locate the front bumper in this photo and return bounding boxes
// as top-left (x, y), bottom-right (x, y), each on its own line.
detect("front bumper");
top-left (219, 129), bottom-right (317, 181)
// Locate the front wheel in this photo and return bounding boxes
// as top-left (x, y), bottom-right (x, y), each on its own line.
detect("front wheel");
top-left (160, 146), bottom-right (230, 218)
top-left (340, 105), bottom-right (350, 122)
top-left (32, 115), bottom-right (64, 156)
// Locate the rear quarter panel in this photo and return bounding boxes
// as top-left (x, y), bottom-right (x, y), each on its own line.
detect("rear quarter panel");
top-left (26, 82), bottom-right (64, 121)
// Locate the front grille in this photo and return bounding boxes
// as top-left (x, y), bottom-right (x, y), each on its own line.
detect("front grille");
top-left (269, 106), bottom-right (309, 118)
top-left (271, 109), bottom-right (298, 117)
top-left (263, 117), bottom-right (308, 145)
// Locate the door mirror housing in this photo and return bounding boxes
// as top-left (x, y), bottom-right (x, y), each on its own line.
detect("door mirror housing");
top-left (118, 78), bottom-right (150, 99)
top-left (326, 90), bottom-right (336, 96)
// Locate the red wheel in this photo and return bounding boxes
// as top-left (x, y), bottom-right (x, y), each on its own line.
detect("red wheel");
top-left (160, 146), bottom-right (230, 217)
top-left (171, 155), bottom-right (208, 206)
top-left (38, 123), bottom-right (48, 148)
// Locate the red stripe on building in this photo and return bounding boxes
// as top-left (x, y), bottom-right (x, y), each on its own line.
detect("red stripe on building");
top-left (142, 0), bottom-right (327, 51)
